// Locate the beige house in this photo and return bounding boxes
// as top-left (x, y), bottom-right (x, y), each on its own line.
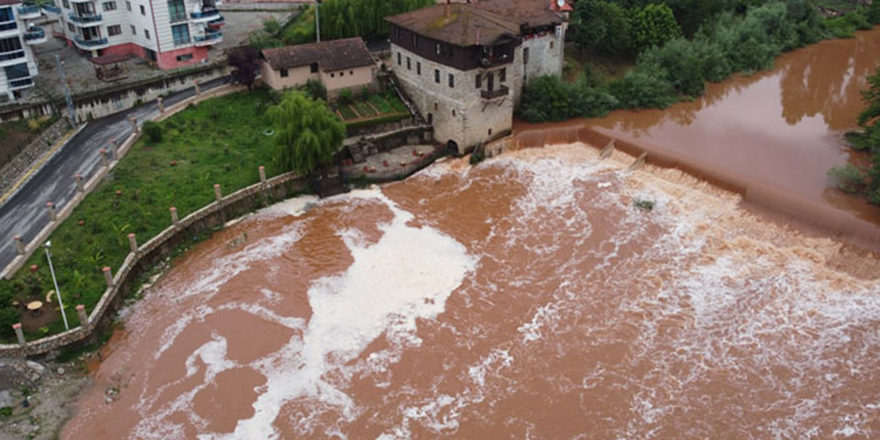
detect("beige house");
top-left (259, 37), bottom-right (377, 98)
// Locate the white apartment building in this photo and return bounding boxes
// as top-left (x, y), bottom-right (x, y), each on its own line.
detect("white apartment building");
top-left (58, 0), bottom-right (223, 69)
top-left (0, 0), bottom-right (47, 102)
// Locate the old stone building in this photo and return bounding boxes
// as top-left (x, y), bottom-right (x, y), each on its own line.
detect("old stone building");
top-left (386, 0), bottom-right (569, 153)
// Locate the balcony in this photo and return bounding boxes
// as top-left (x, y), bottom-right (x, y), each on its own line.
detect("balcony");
top-left (193, 29), bottom-right (221, 45)
top-left (42, 4), bottom-right (61, 14)
top-left (207, 16), bottom-right (225, 29)
top-left (68, 12), bottom-right (102, 26)
top-left (17, 5), bottom-right (43, 19)
top-left (9, 77), bottom-right (34, 89)
top-left (0, 21), bottom-right (18, 38)
top-left (481, 85), bottom-right (509, 100)
top-left (0, 50), bottom-right (25, 67)
top-left (24, 26), bottom-right (47, 44)
top-left (73, 35), bottom-right (108, 49)
top-left (190, 8), bottom-right (220, 22)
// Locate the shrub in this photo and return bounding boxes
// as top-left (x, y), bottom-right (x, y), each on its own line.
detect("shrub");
top-left (633, 198), bottom-right (655, 211)
top-left (639, 38), bottom-right (705, 96)
top-left (608, 64), bottom-right (677, 109)
top-left (827, 164), bottom-right (865, 194)
top-left (629, 4), bottom-right (682, 54)
top-left (517, 75), bottom-right (618, 122)
top-left (0, 308), bottom-right (20, 339)
top-left (142, 120), bottom-right (162, 143)
top-left (303, 79), bottom-right (328, 102)
top-left (337, 89), bottom-right (354, 106)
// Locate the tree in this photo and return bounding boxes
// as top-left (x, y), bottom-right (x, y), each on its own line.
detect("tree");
top-left (573, 0), bottom-right (631, 54)
top-left (629, 4), bottom-right (682, 53)
top-left (858, 68), bottom-right (880, 127)
top-left (227, 45), bottom-right (260, 90)
top-left (267, 91), bottom-right (345, 176)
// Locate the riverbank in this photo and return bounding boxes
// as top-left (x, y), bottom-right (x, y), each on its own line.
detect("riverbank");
top-left (512, 27), bottom-right (880, 253)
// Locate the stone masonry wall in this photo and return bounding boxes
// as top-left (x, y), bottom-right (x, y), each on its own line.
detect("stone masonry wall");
top-left (391, 45), bottom-right (516, 154)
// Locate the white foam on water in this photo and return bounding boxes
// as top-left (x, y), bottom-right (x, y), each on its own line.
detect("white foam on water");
top-left (210, 187), bottom-right (476, 440)
top-left (260, 194), bottom-right (320, 217)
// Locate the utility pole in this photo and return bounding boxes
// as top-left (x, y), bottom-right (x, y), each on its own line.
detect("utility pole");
top-left (55, 54), bottom-right (78, 126)
top-left (44, 241), bottom-right (70, 331)
top-left (315, 0), bottom-right (320, 42)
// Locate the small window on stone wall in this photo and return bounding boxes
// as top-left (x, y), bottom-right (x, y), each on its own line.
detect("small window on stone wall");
top-left (310, 63), bottom-right (318, 73)
top-left (397, 52), bottom-right (401, 66)
top-left (280, 69), bottom-right (288, 78)
top-left (407, 57), bottom-right (411, 70)
top-left (476, 73), bottom-right (481, 88)
top-left (349, 70), bottom-right (353, 75)
top-left (331, 73), bottom-right (335, 78)
top-left (452, 109), bottom-right (456, 117)
top-left (417, 62), bottom-right (421, 75)
top-left (488, 128), bottom-right (492, 136)
top-left (500, 68), bottom-right (506, 82)
top-left (434, 102), bottom-right (438, 110)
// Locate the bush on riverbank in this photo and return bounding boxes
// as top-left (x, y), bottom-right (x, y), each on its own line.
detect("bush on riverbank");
top-left (0, 91), bottom-right (284, 341)
top-left (520, 2), bottom-right (879, 122)
top-left (833, 68), bottom-right (880, 204)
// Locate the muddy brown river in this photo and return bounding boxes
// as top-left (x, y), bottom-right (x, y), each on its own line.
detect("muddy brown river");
top-left (61, 31), bottom-right (880, 439)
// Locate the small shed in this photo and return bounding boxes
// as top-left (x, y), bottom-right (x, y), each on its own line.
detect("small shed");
top-left (91, 54), bottom-right (130, 82)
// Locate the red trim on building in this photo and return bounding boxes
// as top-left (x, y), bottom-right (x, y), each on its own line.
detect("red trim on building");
top-left (156, 46), bottom-right (209, 69)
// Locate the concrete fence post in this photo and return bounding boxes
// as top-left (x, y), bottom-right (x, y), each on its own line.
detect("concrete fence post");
top-left (76, 305), bottom-right (88, 326)
top-left (170, 207), bottom-right (179, 226)
top-left (214, 184), bottom-right (222, 202)
top-left (129, 117), bottom-right (139, 134)
top-left (109, 139), bottom-right (118, 159)
top-left (102, 266), bottom-right (114, 287)
top-left (259, 166), bottom-right (267, 185)
top-left (46, 202), bottom-right (57, 221)
top-left (74, 173), bottom-right (84, 192)
top-left (194, 80), bottom-right (201, 96)
top-left (99, 149), bottom-right (109, 167)
top-left (13, 323), bottom-right (25, 347)
top-left (157, 96), bottom-right (165, 113)
top-left (128, 233), bottom-right (138, 254)
top-left (13, 235), bottom-right (25, 255)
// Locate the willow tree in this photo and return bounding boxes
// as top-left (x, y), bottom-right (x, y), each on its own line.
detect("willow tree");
top-left (268, 91), bottom-right (345, 176)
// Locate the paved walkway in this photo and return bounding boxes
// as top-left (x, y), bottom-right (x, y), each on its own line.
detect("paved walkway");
top-left (0, 77), bottom-right (230, 273)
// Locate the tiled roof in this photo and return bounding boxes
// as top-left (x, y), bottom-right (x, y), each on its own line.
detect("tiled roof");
top-left (0, 0), bottom-right (23, 6)
top-left (386, 0), bottom-right (566, 47)
top-left (261, 37), bottom-right (374, 72)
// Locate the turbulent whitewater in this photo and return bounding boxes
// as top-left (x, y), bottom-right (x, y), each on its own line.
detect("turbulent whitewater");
top-left (61, 143), bottom-right (880, 439)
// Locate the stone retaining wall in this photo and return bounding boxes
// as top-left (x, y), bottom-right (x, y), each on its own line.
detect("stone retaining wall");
top-left (0, 171), bottom-right (308, 358)
top-left (0, 118), bottom-right (72, 196)
top-left (346, 125), bottom-right (434, 163)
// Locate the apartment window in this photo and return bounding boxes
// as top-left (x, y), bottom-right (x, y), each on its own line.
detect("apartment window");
top-left (144, 28), bottom-right (150, 39)
top-left (500, 68), bottom-right (506, 82)
top-left (168, 0), bottom-right (186, 22)
top-left (68, 23), bottom-right (75, 32)
top-left (145, 48), bottom-right (157, 61)
top-left (448, 73), bottom-right (454, 88)
top-left (406, 57), bottom-right (411, 70)
top-left (126, 1), bottom-right (131, 10)
top-left (102, 1), bottom-right (116, 11)
top-left (475, 73), bottom-right (481, 88)
top-left (434, 69), bottom-right (439, 83)
top-left (176, 53), bottom-right (193, 62)
top-left (310, 63), bottom-right (318, 73)
top-left (107, 24), bottom-right (122, 36)
top-left (280, 69), bottom-right (288, 78)
top-left (130, 24), bottom-right (136, 34)
top-left (416, 61), bottom-right (421, 75)
top-left (0, 37), bottom-right (23, 54)
top-left (523, 47), bottom-right (529, 64)
top-left (397, 52), bottom-right (401, 66)
top-left (62, 0), bottom-right (69, 8)
top-left (171, 23), bottom-right (190, 45)
top-left (139, 4), bottom-right (145, 15)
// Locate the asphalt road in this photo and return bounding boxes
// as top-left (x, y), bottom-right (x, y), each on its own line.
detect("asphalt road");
top-left (0, 76), bottom-right (230, 273)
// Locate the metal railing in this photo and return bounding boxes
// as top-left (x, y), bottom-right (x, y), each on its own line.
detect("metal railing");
top-left (0, 50), bottom-right (25, 62)
top-left (481, 85), bottom-right (509, 100)
top-left (18, 5), bottom-right (42, 15)
top-left (194, 30), bottom-right (221, 42)
top-left (74, 36), bottom-right (108, 46)
top-left (68, 12), bottom-right (102, 24)
top-left (24, 27), bottom-right (45, 40)
top-left (190, 9), bottom-right (219, 19)
top-left (42, 4), bottom-right (61, 14)
top-left (0, 21), bottom-right (18, 32)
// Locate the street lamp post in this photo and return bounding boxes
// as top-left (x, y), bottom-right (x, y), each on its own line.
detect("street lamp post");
top-left (44, 241), bottom-right (69, 331)
top-left (315, 0), bottom-right (320, 43)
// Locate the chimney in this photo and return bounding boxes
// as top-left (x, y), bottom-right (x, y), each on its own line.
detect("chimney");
top-left (445, 0), bottom-right (451, 19)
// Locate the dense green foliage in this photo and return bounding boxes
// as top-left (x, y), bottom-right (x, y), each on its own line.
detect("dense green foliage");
top-left (268, 91), bottom-right (346, 176)
top-left (521, 1), bottom-right (879, 122)
top-left (831, 68), bottom-right (880, 204)
top-left (630, 4), bottom-right (683, 52)
top-left (272, 0), bottom-right (434, 46)
top-left (0, 91), bottom-right (284, 341)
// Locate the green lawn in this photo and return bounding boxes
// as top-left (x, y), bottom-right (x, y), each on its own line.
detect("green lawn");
top-left (0, 90), bottom-right (285, 341)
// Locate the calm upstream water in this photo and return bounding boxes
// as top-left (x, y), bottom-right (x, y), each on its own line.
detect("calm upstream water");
top-left (62, 30), bottom-right (880, 439)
